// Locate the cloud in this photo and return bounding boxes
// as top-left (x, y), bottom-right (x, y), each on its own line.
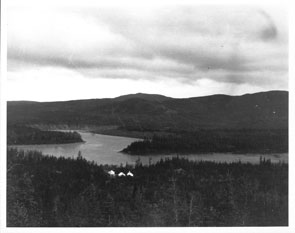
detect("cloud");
top-left (8, 5), bottom-right (288, 94)
top-left (258, 10), bottom-right (278, 41)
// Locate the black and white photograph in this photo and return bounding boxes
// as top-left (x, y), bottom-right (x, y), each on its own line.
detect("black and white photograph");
top-left (0, 0), bottom-right (294, 231)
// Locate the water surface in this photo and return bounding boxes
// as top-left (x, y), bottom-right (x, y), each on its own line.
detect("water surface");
top-left (9, 131), bottom-right (288, 165)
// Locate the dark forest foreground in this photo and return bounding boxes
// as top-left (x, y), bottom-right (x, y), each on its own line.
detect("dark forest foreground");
top-left (7, 148), bottom-right (288, 227)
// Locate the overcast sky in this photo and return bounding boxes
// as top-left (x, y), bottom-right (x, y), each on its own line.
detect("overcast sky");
top-left (7, 5), bottom-right (288, 101)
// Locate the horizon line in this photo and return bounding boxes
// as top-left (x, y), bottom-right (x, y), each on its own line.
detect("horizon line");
top-left (7, 89), bottom-right (288, 103)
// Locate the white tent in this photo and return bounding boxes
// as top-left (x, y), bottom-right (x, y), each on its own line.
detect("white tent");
top-left (127, 171), bottom-right (134, 177)
top-left (108, 170), bottom-right (116, 176)
top-left (118, 172), bottom-right (126, 177)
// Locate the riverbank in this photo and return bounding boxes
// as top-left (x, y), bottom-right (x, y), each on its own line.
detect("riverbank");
top-left (8, 128), bottom-right (288, 165)
top-left (14, 125), bottom-right (288, 156)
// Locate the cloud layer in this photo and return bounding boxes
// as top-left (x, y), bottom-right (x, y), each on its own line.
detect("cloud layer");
top-left (7, 5), bottom-right (288, 100)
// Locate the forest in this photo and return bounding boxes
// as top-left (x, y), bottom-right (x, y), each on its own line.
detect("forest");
top-left (7, 148), bottom-right (288, 227)
top-left (7, 125), bottom-right (84, 145)
top-left (122, 129), bottom-right (288, 155)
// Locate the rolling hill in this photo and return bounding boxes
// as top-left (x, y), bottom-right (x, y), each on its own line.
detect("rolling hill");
top-left (7, 91), bottom-right (288, 133)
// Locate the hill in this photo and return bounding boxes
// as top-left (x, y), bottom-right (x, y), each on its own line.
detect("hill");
top-left (7, 91), bottom-right (288, 134)
top-left (114, 93), bottom-right (171, 102)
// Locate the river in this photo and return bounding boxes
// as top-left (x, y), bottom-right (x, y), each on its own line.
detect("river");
top-left (9, 131), bottom-right (288, 166)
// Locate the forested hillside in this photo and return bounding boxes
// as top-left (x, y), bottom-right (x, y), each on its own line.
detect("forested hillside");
top-left (122, 129), bottom-right (288, 154)
top-left (7, 91), bottom-right (288, 133)
top-left (7, 125), bottom-right (83, 145)
top-left (7, 148), bottom-right (288, 227)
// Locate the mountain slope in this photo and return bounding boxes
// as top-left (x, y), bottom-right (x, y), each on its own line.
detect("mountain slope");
top-left (7, 91), bottom-right (288, 131)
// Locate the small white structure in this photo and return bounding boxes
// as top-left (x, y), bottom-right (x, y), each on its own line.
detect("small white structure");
top-left (118, 172), bottom-right (126, 177)
top-left (108, 170), bottom-right (116, 176)
top-left (127, 171), bottom-right (134, 177)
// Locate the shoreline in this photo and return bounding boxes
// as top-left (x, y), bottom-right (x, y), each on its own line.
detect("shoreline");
top-left (8, 127), bottom-right (288, 156)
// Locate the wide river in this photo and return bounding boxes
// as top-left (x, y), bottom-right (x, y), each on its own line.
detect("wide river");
top-left (10, 131), bottom-right (288, 166)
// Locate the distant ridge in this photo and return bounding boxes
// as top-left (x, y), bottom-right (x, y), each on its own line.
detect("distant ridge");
top-left (7, 90), bottom-right (288, 131)
top-left (8, 90), bottom-right (287, 103)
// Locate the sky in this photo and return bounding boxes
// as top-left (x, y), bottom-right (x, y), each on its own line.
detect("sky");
top-left (7, 5), bottom-right (288, 101)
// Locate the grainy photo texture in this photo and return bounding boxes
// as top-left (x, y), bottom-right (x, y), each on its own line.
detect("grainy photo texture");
top-left (7, 5), bottom-right (288, 227)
